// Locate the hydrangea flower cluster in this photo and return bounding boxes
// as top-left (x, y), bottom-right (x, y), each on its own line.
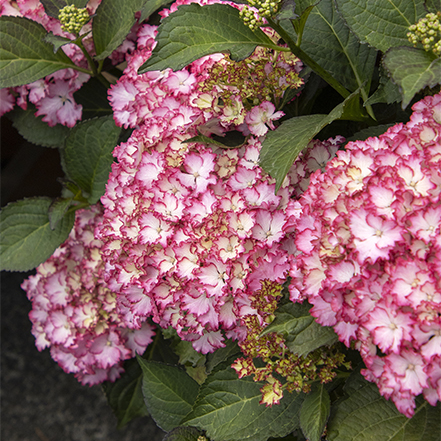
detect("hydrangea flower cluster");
top-left (98, 0), bottom-right (316, 354)
top-left (199, 47), bottom-right (303, 131)
top-left (290, 92), bottom-right (441, 417)
top-left (0, 0), bottom-right (137, 125)
top-left (232, 280), bottom-right (349, 406)
top-left (21, 206), bottom-right (155, 385)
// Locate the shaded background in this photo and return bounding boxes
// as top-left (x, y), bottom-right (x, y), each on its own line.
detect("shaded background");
top-left (1, 117), bottom-right (165, 441)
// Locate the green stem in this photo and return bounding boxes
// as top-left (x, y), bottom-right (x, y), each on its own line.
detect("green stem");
top-left (267, 18), bottom-right (351, 99)
top-left (75, 37), bottom-right (98, 76)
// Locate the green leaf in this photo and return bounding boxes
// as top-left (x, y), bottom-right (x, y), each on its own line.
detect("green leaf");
top-left (276, 0), bottom-right (299, 21)
top-left (138, 3), bottom-right (280, 73)
top-left (163, 426), bottom-right (203, 441)
top-left (335, 0), bottom-right (427, 53)
top-left (48, 197), bottom-right (74, 230)
top-left (0, 197), bottom-right (75, 272)
top-left (103, 358), bottom-right (149, 429)
top-left (261, 303), bottom-right (314, 339)
top-left (299, 384), bottom-right (331, 441)
top-left (327, 375), bottom-right (441, 441)
top-left (0, 16), bottom-right (76, 88)
top-left (424, 0), bottom-right (441, 13)
top-left (140, 0), bottom-right (174, 22)
top-left (41, 0), bottom-right (89, 18)
top-left (295, 0), bottom-right (377, 96)
top-left (261, 303), bottom-right (338, 357)
top-left (73, 76), bottom-right (113, 120)
top-left (365, 68), bottom-right (402, 106)
top-left (383, 46), bottom-right (441, 109)
top-left (43, 32), bottom-right (73, 53)
top-left (7, 104), bottom-right (70, 148)
top-left (138, 358), bottom-right (200, 432)
top-left (93, 0), bottom-right (144, 61)
top-left (260, 89), bottom-right (364, 190)
top-left (346, 124), bottom-right (396, 144)
top-left (206, 339), bottom-right (241, 374)
top-left (183, 366), bottom-right (304, 441)
top-left (61, 115), bottom-right (121, 204)
top-left (290, 4), bottom-right (316, 46)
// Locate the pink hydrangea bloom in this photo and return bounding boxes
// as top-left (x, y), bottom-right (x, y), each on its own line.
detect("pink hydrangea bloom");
top-left (21, 206), bottom-right (155, 385)
top-left (98, 3), bottom-right (326, 354)
top-left (290, 92), bottom-right (441, 417)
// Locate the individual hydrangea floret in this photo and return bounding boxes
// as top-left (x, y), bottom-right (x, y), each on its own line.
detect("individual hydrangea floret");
top-left (21, 206), bottom-right (155, 385)
top-left (290, 92), bottom-right (441, 417)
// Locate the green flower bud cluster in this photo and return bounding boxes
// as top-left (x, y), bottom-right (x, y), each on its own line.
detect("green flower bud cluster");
top-left (59, 5), bottom-right (90, 34)
top-left (231, 280), bottom-right (351, 406)
top-left (200, 49), bottom-right (302, 111)
top-left (407, 12), bottom-right (441, 57)
top-left (239, 0), bottom-right (281, 31)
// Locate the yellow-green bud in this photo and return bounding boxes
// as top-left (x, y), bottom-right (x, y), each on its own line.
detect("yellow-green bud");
top-left (59, 5), bottom-right (90, 34)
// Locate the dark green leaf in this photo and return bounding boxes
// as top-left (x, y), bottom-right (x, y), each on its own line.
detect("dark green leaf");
top-left (172, 340), bottom-right (206, 367)
top-left (276, 0), bottom-right (299, 21)
top-left (183, 366), bottom-right (304, 441)
top-left (335, 0), bottom-right (427, 52)
top-left (140, 0), bottom-right (173, 21)
top-left (0, 197), bottom-right (74, 272)
top-left (261, 303), bottom-right (314, 339)
top-left (295, 0), bottom-right (377, 97)
top-left (61, 115), bottom-right (121, 204)
top-left (260, 89), bottom-right (365, 190)
top-left (93, 0), bottom-right (144, 61)
top-left (327, 375), bottom-right (441, 441)
top-left (206, 339), bottom-right (241, 374)
top-left (184, 134), bottom-right (234, 148)
top-left (365, 68), bottom-right (402, 106)
top-left (138, 358), bottom-right (200, 432)
top-left (73, 76), bottom-right (113, 120)
top-left (0, 16), bottom-right (75, 88)
top-left (299, 384), bottom-right (331, 441)
top-left (383, 46), bottom-right (441, 109)
top-left (43, 32), bottom-right (73, 53)
top-left (48, 197), bottom-right (74, 230)
top-left (290, 4), bottom-right (316, 46)
top-left (41, 0), bottom-right (89, 18)
top-left (424, 0), bottom-right (441, 13)
top-left (346, 124), bottom-right (396, 144)
top-left (262, 303), bottom-right (338, 357)
top-left (7, 105), bottom-right (70, 148)
top-left (103, 358), bottom-right (149, 429)
top-left (138, 3), bottom-right (280, 73)
top-left (163, 426), bottom-right (203, 441)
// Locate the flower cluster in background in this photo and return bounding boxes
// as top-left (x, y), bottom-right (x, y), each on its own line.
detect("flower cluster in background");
top-left (21, 206), bottom-right (155, 385)
top-left (290, 92), bottom-right (441, 417)
top-left (0, 0), bottom-right (137, 126)
top-left (232, 280), bottom-right (349, 406)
